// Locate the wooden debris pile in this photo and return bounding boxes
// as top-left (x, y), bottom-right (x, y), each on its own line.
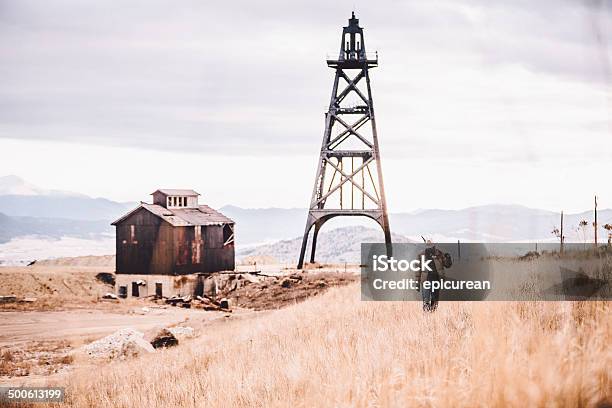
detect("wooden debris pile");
top-left (139, 272), bottom-right (355, 312)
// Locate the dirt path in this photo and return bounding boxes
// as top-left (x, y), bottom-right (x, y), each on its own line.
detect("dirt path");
top-left (0, 308), bottom-right (214, 347)
top-left (0, 306), bottom-right (262, 385)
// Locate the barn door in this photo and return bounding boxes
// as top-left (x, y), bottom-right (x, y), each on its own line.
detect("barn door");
top-left (131, 282), bottom-right (139, 297)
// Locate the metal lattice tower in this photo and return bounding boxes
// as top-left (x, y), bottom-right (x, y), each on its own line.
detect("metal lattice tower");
top-left (297, 12), bottom-right (392, 269)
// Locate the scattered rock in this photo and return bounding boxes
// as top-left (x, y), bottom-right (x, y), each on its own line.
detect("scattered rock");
top-left (223, 272), bottom-right (356, 311)
top-left (84, 328), bottom-right (154, 360)
top-left (150, 329), bottom-right (179, 349)
top-left (167, 326), bottom-right (195, 339)
top-left (122, 338), bottom-right (155, 357)
top-left (242, 273), bottom-right (261, 284)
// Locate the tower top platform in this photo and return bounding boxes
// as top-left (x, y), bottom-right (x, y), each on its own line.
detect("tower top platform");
top-left (327, 12), bottom-right (378, 69)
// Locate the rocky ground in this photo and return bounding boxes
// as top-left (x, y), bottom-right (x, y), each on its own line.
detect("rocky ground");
top-left (0, 258), bottom-right (358, 384)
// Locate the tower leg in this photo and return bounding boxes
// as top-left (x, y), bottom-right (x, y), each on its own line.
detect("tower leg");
top-left (297, 221), bottom-right (314, 269)
top-left (382, 216), bottom-right (392, 258)
top-left (384, 227), bottom-right (392, 257)
top-left (309, 222), bottom-right (322, 263)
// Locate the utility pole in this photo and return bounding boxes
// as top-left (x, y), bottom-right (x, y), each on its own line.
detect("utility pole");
top-left (560, 210), bottom-right (564, 254)
top-left (457, 240), bottom-right (461, 261)
top-left (594, 195), bottom-right (598, 247)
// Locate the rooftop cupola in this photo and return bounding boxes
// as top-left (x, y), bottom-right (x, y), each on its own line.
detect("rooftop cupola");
top-left (151, 189), bottom-right (200, 209)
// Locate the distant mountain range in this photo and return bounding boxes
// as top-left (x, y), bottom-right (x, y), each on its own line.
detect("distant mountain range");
top-left (237, 225), bottom-right (413, 264)
top-left (0, 175), bottom-right (132, 243)
top-left (389, 205), bottom-right (611, 243)
top-left (0, 195), bottom-right (135, 222)
top-left (0, 212), bottom-right (111, 244)
top-left (222, 204), bottom-right (611, 245)
top-left (0, 175), bottom-right (135, 221)
top-left (0, 174), bottom-right (81, 196)
top-left (0, 175), bottom-right (610, 247)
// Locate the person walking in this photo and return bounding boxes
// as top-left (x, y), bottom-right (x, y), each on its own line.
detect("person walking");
top-left (416, 240), bottom-right (452, 312)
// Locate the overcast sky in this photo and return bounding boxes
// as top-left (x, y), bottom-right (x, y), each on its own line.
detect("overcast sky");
top-left (0, 0), bottom-right (610, 212)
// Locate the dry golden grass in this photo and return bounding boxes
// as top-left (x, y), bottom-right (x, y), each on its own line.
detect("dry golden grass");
top-left (0, 340), bottom-right (74, 378)
top-left (58, 283), bottom-right (611, 408)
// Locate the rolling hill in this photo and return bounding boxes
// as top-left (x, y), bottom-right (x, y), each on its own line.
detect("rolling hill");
top-left (0, 212), bottom-right (112, 244)
top-left (237, 225), bottom-right (414, 264)
top-left (1, 175), bottom-right (610, 260)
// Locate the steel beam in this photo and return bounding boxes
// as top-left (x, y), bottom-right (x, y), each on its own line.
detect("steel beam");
top-left (297, 14), bottom-right (392, 269)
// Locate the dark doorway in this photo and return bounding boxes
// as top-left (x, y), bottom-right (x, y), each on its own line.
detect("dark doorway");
top-left (131, 282), bottom-right (139, 297)
top-left (155, 282), bottom-right (163, 298)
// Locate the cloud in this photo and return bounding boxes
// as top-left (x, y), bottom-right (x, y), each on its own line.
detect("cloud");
top-left (0, 0), bottom-right (610, 161)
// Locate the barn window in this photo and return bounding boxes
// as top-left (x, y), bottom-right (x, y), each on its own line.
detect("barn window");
top-left (169, 196), bottom-right (188, 207)
top-left (223, 224), bottom-right (234, 246)
top-left (130, 225), bottom-right (135, 242)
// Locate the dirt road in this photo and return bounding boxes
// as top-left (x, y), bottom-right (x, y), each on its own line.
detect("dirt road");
top-left (0, 308), bottom-right (217, 346)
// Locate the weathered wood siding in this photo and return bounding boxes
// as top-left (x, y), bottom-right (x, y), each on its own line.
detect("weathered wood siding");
top-left (115, 208), bottom-right (175, 275)
top-left (173, 225), bottom-right (235, 274)
top-left (115, 209), bottom-right (234, 275)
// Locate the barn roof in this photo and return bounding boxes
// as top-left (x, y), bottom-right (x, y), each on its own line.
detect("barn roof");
top-left (111, 203), bottom-right (233, 226)
top-left (151, 189), bottom-right (200, 196)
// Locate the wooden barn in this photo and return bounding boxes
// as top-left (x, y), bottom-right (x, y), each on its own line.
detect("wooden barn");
top-left (111, 189), bottom-right (235, 298)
